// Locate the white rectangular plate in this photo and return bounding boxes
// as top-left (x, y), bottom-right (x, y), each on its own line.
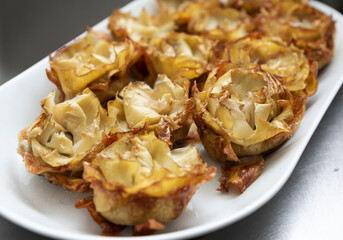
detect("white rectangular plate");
top-left (0, 0), bottom-right (342, 239)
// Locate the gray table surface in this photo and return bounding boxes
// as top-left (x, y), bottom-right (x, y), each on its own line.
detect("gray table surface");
top-left (1, 1), bottom-right (343, 239)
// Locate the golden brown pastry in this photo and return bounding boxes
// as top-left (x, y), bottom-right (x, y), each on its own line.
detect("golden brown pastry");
top-left (108, 9), bottom-right (175, 45)
top-left (144, 32), bottom-right (216, 81)
top-left (259, 2), bottom-right (335, 69)
top-left (108, 74), bottom-right (193, 143)
top-left (18, 89), bottom-right (114, 192)
top-left (46, 30), bottom-right (135, 102)
top-left (157, 0), bottom-right (221, 26)
top-left (222, 36), bottom-right (318, 97)
top-left (193, 62), bottom-right (306, 162)
top-left (217, 155), bottom-right (264, 193)
top-left (81, 130), bottom-right (216, 227)
top-left (187, 6), bottom-right (256, 43)
top-left (226, 0), bottom-right (308, 16)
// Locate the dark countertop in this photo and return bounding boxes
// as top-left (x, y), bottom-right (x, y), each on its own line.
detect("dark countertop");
top-left (1, 1), bottom-right (342, 239)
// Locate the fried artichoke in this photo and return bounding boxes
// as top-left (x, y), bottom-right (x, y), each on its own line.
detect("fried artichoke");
top-left (82, 130), bottom-right (216, 227)
top-left (157, 0), bottom-right (198, 14)
top-left (108, 74), bottom-right (193, 143)
top-left (18, 89), bottom-right (114, 192)
top-left (226, 0), bottom-right (308, 16)
top-left (46, 30), bottom-right (135, 101)
top-left (193, 62), bottom-right (306, 162)
top-left (108, 9), bottom-right (175, 45)
top-left (145, 32), bottom-right (216, 80)
top-left (259, 2), bottom-right (335, 69)
top-left (187, 6), bottom-right (256, 43)
top-left (223, 36), bottom-right (318, 98)
top-left (157, 0), bottom-right (221, 26)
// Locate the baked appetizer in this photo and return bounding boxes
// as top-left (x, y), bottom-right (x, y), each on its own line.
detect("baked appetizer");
top-left (193, 62), bottom-right (306, 162)
top-left (18, 89), bottom-right (114, 193)
top-left (145, 32), bottom-right (216, 81)
top-left (223, 36), bottom-right (318, 98)
top-left (226, 0), bottom-right (308, 16)
top-left (108, 74), bottom-right (193, 143)
top-left (46, 30), bottom-right (135, 102)
top-left (80, 130), bottom-right (216, 232)
top-left (157, 0), bottom-right (199, 13)
top-left (259, 2), bottom-right (335, 69)
top-left (108, 9), bottom-right (175, 45)
top-left (187, 6), bottom-right (256, 43)
top-left (157, 0), bottom-right (221, 26)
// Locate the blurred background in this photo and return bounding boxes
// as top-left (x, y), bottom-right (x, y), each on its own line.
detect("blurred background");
top-left (0, 0), bottom-right (343, 240)
top-left (0, 0), bottom-right (131, 84)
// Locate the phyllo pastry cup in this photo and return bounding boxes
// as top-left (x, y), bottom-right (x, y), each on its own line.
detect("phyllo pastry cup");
top-left (259, 2), bottom-right (335, 69)
top-left (187, 6), bottom-right (256, 43)
top-left (108, 9), bottom-right (175, 46)
top-left (46, 30), bottom-right (135, 101)
top-left (108, 74), bottom-right (193, 144)
top-left (144, 32), bottom-right (217, 81)
top-left (193, 62), bottom-right (306, 162)
top-left (157, 0), bottom-right (221, 26)
top-left (223, 36), bottom-right (318, 98)
top-left (18, 89), bottom-right (114, 192)
top-left (226, 0), bottom-right (308, 16)
top-left (81, 130), bottom-right (216, 227)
